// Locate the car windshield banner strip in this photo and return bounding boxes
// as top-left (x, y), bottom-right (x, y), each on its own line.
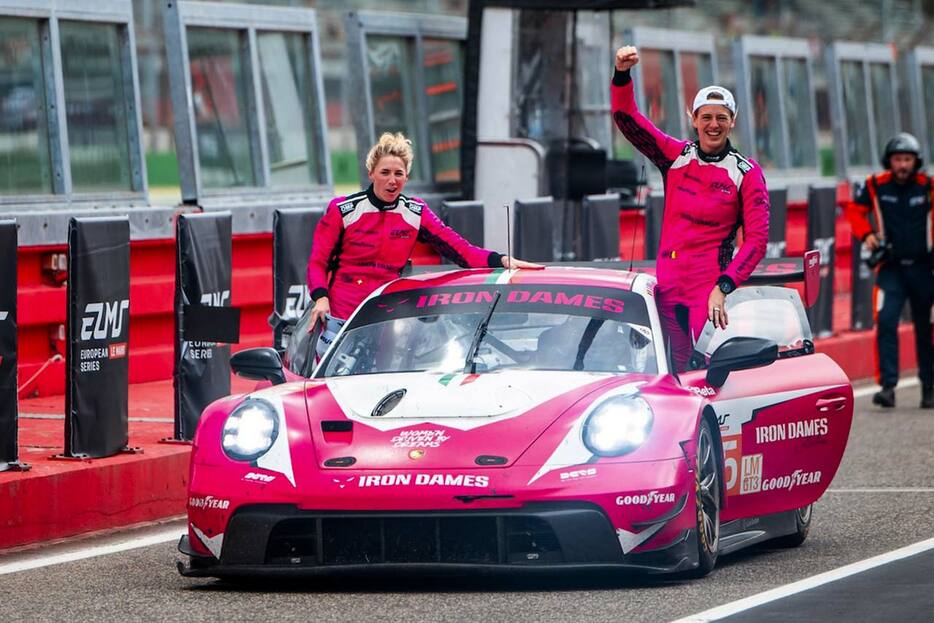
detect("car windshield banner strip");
top-left (352, 285), bottom-right (650, 327)
top-left (0, 221), bottom-right (19, 468)
top-left (174, 213), bottom-right (233, 442)
top-left (65, 217), bottom-right (131, 459)
top-left (273, 207), bottom-right (323, 349)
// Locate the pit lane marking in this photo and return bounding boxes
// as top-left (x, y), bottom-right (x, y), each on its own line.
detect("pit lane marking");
top-left (826, 487), bottom-right (934, 493)
top-left (670, 536), bottom-right (934, 623)
top-left (0, 524), bottom-right (184, 576)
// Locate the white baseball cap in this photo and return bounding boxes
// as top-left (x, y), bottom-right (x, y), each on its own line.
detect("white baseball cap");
top-left (692, 86), bottom-right (736, 115)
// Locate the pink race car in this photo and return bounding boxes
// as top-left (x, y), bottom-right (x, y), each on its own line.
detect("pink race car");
top-left (178, 262), bottom-right (852, 578)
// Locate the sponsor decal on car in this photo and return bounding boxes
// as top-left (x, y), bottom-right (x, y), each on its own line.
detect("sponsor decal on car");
top-left (350, 474), bottom-right (490, 488)
top-left (244, 472), bottom-right (276, 483)
top-left (688, 385), bottom-right (716, 397)
top-left (755, 418), bottom-right (828, 444)
top-left (414, 289), bottom-right (626, 314)
top-left (616, 490), bottom-right (676, 506)
top-left (739, 453), bottom-right (763, 494)
top-left (760, 469), bottom-right (821, 492)
top-left (188, 495), bottom-right (231, 510)
top-left (560, 467), bottom-right (597, 481)
top-left (392, 429), bottom-right (451, 448)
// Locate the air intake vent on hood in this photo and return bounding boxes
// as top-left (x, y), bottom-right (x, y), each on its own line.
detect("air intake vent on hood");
top-left (371, 389), bottom-right (406, 417)
top-left (475, 455), bottom-right (508, 466)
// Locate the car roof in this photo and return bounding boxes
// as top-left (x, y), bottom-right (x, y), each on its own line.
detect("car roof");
top-left (382, 266), bottom-right (642, 294)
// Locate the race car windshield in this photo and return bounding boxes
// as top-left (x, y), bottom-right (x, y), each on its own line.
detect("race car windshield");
top-left (317, 285), bottom-right (657, 377)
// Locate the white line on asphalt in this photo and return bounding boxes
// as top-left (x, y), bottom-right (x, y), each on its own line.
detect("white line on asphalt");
top-left (826, 488), bottom-right (934, 493)
top-left (671, 536), bottom-right (934, 623)
top-left (852, 377), bottom-right (918, 399)
top-left (0, 525), bottom-right (185, 576)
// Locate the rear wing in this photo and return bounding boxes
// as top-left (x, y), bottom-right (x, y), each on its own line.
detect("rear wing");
top-left (624, 251), bottom-right (820, 307)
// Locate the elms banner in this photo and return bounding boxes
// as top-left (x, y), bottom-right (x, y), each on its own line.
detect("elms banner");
top-left (273, 207), bottom-right (322, 349)
top-left (174, 212), bottom-right (237, 441)
top-left (0, 221), bottom-right (20, 469)
top-left (66, 217), bottom-right (131, 458)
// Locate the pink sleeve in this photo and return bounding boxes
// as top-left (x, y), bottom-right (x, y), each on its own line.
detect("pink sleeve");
top-left (723, 166), bottom-right (770, 286)
top-left (611, 73), bottom-right (688, 169)
top-left (416, 202), bottom-right (502, 268)
top-left (306, 197), bottom-right (345, 300)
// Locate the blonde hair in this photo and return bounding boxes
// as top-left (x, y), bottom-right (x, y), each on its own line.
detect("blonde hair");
top-left (366, 132), bottom-right (414, 174)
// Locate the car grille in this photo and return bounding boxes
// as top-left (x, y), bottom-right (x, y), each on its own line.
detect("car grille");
top-left (265, 515), bottom-right (563, 566)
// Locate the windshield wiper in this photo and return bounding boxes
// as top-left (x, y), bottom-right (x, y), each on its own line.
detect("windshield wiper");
top-left (464, 291), bottom-right (501, 374)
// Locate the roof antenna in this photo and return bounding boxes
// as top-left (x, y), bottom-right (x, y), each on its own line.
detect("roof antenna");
top-left (627, 165), bottom-right (647, 273)
top-left (505, 203), bottom-right (512, 270)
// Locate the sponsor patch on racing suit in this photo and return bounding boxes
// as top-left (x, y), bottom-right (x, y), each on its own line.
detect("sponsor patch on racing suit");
top-left (611, 69), bottom-right (769, 369)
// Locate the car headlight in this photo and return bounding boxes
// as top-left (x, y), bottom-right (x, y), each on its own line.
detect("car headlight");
top-left (222, 398), bottom-right (279, 462)
top-left (581, 395), bottom-right (653, 457)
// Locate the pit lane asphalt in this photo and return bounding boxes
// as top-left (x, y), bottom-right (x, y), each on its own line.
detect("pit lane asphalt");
top-left (2, 382), bottom-right (933, 623)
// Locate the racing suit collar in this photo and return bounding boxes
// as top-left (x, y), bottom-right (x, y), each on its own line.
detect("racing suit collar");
top-left (366, 184), bottom-right (399, 210)
top-left (695, 139), bottom-right (733, 163)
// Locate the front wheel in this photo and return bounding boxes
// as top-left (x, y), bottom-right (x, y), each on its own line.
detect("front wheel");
top-left (771, 504), bottom-right (812, 548)
top-left (689, 418), bottom-right (720, 577)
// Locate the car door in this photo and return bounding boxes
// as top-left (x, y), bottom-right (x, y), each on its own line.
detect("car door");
top-left (679, 286), bottom-right (854, 521)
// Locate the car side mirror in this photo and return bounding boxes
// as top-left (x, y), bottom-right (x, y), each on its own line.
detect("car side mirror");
top-left (705, 337), bottom-right (778, 388)
top-left (231, 347), bottom-right (287, 385)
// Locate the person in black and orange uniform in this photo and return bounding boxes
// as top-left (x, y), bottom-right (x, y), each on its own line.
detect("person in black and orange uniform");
top-left (846, 133), bottom-right (934, 409)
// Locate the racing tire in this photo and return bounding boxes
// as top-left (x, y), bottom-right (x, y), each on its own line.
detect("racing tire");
top-left (770, 504), bottom-right (813, 548)
top-left (688, 417), bottom-right (720, 577)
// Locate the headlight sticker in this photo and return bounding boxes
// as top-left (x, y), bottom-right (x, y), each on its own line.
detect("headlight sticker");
top-left (254, 394), bottom-right (296, 486)
top-left (527, 382), bottom-right (644, 485)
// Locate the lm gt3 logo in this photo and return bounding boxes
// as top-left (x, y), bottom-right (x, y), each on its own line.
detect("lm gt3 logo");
top-left (284, 284), bottom-right (310, 319)
top-left (200, 290), bottom-right (230, 307)
top-left (81, 300), bottom-right (129, 340)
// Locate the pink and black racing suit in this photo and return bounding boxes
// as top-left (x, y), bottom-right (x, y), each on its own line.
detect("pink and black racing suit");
top-left (307, 185), bottom-right (503, 321)
top-left (611, 69), bottom-right (769, 370)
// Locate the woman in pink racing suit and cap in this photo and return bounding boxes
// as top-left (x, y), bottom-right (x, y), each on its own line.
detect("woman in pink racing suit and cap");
top-left (612, 46), bottom-right (769, 371)
top-left (307, 132), bottom-right (540, 359)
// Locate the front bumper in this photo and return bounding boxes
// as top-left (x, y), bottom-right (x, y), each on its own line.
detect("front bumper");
top-left (178, 501), bottom-right (699, 577)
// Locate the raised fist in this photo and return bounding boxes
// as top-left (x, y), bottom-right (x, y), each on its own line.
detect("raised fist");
top-left (615, 45), bottom-right (639, 71)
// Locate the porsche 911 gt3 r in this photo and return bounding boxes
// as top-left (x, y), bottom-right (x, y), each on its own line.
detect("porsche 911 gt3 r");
top-left (178, 264), bottom-right (852, 578)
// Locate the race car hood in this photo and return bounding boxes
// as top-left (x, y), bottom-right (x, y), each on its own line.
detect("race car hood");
top-left (305, 370), bottom-right (619, 470)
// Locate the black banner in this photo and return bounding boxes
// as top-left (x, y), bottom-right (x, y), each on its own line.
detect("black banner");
top-left (440, 200), bottom-right (484, 257)
top-left (174, 212), bottom-right (233, 441)
top-left (0, 221), bottom-right (19, 468)
top-left (766, 187), bottom-right (788, 258)
top-left (582, 194), bottom-right (621, 261)
top-left (851, 236), bottom-right (875, 330)
top-left (273, 208), bottom-right (323, 348)
top-left (65, 217), bottom-right (130, 458)
top-left (806, 185), bottom-right (837, 337)
top-left (513, 197), bottom-right (555, 262)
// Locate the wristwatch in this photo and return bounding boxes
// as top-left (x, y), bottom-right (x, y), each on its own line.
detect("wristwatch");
top-left (717, 277), bottom-right (735, 295)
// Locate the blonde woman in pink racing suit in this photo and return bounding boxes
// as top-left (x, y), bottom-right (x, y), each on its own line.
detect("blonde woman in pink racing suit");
top-left (612, 46), bottom-right (769, 371)
top-left (307, 132), bottom-right (540, 359)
